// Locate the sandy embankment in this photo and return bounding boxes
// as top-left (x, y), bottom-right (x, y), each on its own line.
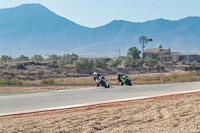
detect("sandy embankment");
top-left (0, 92), bottom-right (200, 133)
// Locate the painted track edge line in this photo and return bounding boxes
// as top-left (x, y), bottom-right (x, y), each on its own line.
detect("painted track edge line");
top-left (0, 89), bottom-right (200, 117)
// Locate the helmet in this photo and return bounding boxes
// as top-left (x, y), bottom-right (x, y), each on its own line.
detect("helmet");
top-left (93, 72), bottom-right (97, 76)
top-left (118, 72), bottom-right (121, 76)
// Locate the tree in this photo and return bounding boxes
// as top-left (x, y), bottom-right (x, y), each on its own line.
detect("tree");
top-left (124, 56), bottom-right (141, 67)
top-left (107, 58), bottom-right (121, 67)
top-left (127, 47), bottom-right (141, 59)
top-left (62, 53), bottom-right (79, 64)
top-left (32, 55), bottom-right (43, 62)
top-left (144, 57), bottom-right (159, 67)
top-left (159, 45), bottom-right (163, 49)
top-left (73, 58), bottom-right (93, 68)
top-left (93, 58), bottom-right (107, 68)
top-left (49, 54), bottom-right (59, 63)
top-left (17, 55), bottom-right (29, 62)
top-left (1, 55), bottom-right (12, 63)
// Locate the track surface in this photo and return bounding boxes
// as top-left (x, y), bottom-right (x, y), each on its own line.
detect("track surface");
top-left (0, 82), bottom-right (200, 114)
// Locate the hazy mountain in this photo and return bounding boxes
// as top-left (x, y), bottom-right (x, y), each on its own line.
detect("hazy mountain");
top-left (0, 4), bottom-right (200, 57)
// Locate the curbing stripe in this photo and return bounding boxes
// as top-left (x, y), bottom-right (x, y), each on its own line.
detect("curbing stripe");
top-left (0, 89), bottom-right (200, 117)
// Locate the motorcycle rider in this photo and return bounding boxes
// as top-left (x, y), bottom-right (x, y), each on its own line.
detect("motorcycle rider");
top-left (93, 72), bottom-right (103, 87)
top-left (117, 72), bottom-right (127, 86)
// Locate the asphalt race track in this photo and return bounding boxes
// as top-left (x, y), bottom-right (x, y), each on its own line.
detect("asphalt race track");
top-left (0, 82), bottom-right (200, 115)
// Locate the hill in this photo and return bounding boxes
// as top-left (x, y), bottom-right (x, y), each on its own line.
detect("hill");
top-left (0, 4), bottom-right (200, 57)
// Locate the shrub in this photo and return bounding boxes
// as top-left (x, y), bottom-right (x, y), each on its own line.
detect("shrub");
top-left (47, 62), bottom-right (59, 68)
top-left (107, 59), bottom-right (121, 67)
top-left (0, 79), bottom-right (26, 85)
top-left (93, 58), bottom-right (107, 68)
top-left (124, 57), bottom-right (140, 67)
top-left (144, 57), bottom-right (158, 67)
top-left (73, 58), bottom-right (93, 68)
top-left (16, 63), bottom-right (26, 70)
top-left (153, 64), bottom-right (160, 71)
top-left (0, 78), bottom-right (9, 85)
top-left (40, 78), bottom-right (55, 84)
top-left (9, 79), bottom-right (23, 85)
top-left (17, 55), bottom-right (29, 62)
top-left (32, 55), bottom-right (43, 62)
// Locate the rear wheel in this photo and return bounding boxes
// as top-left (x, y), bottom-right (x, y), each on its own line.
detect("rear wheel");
top-left (101, 80), bottom-right (107, 88)
top-left (107, 84), bottom-right (110, 88)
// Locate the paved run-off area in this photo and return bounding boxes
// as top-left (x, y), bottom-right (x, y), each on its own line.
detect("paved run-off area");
top-left (0, 82), bottom-right (200, 116)
top-left (0, 92), bottom-right (200, 132)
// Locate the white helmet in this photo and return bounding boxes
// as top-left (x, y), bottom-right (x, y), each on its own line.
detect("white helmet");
top-left (93, 72), bottom-right (97, 76)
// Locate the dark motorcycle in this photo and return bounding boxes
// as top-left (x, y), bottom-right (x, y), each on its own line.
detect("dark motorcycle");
top-left (120, 75), bottom-right (132, 86)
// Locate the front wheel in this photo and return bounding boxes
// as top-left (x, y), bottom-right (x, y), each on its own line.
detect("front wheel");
top-left (125, 80), bottom-right (132, 86)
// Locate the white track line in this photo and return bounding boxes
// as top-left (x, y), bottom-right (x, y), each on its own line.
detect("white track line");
top-left (0, 89), bottom-right (199, 117)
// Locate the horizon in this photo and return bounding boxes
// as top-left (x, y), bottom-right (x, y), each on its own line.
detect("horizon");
top-left (0, 1), bottom-right (200, 57)
top-left (0, 0), bottom-right (200, 27)
top-left (0, 3), bottom-right (200, 28)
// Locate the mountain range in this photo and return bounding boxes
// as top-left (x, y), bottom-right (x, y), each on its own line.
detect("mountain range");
top-left (0, 3), bottom-right (200, 57)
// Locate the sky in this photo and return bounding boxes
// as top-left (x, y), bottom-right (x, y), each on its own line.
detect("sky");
top-left (0, 0), bottom-right (200, 27)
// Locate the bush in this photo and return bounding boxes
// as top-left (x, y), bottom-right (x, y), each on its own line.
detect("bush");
top-left (17, 55), bottom-right (29, 62)
top-left (0, 78), bottom-right (9, 85)
top-left (16, 63), bottom-right (26, 70)
top-left (107, 59), bottom-right (121, 67)
top-left (124, 57), bottom-right (140, 67)
top-left (144, 57), bottom-right (158, 67)
top-left (32, 55), bottom-right (43, 62)
top-left (0, 78), bottom-right (23, 85)
top-left (40, 78), bottom-right (55, 84)
top-left (47, 62), bottom-right (59, 68)
top-left (73, 58), bottom-right (93, 68)
top-left (9, 79), bottom-right (23, 85)
top-left (153, 65), bottom-right (160, 71)
top-left (93, 58), bottom-right (107, 68)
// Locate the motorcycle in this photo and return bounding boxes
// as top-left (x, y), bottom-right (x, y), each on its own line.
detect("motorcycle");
top-left (97, 76), bottom-right (110, 88)
top-left (120, 75), bottom-right (132, 86)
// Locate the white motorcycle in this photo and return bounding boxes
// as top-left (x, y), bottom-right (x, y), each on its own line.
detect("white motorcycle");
top-left (97, 76), bottom-right (110, 88)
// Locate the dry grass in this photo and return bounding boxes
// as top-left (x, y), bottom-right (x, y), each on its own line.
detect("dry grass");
top-left (54, 71), bottom-right (198, 85)
top-left (130, 71), bottom-right (198, 84)
top-left (0, 71), bottom-right (199, 93)
top-left (1, 92), bottom-right (200, 133)
top-left (0, 71), bottom-right (198, 86)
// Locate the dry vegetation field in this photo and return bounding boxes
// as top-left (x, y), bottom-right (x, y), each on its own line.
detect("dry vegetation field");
top-left (1, 92), bottom-right (200, 133)
top-left (0, 71), bottom-right (199, 94)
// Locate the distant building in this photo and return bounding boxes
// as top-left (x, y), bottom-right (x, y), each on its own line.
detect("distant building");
top-left (143, 48), bottom-right (171, 58)
top-left (171, 52), bottom-right (184, 62)
top-left (143, 48), bottom-right (200, 63)
top-left (186, 54), bottom-right (200, 62)
top-left (171, 53), bottom-right (200, 63)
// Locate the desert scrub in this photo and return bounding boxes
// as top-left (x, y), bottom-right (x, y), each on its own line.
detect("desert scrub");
top-left (130, 71), bottom-right (198, 84)
top-left (0, 78), bottom-right (32, 85)
top-left (55, 77), bottom-right (94, 85)
top-left (40, 78), bottom-right (55, 84)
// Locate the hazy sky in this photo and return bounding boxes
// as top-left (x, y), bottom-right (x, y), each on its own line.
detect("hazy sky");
top-left (0, 0), bottom-right (200, 27)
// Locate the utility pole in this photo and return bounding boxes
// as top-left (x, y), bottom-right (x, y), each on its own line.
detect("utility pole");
top-left (118, 49), bottom-right (121, 57)
top-left (9, 50), bottom-right (11, 58)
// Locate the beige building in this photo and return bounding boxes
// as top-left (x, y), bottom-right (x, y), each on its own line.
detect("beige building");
top-left (143, 48), bottom-right (200, 62)
top-left (143, 48), bottom-right (171, 59)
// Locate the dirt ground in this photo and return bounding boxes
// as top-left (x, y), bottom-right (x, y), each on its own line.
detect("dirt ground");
top-left (0, 92), bottom-right (200, 133)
